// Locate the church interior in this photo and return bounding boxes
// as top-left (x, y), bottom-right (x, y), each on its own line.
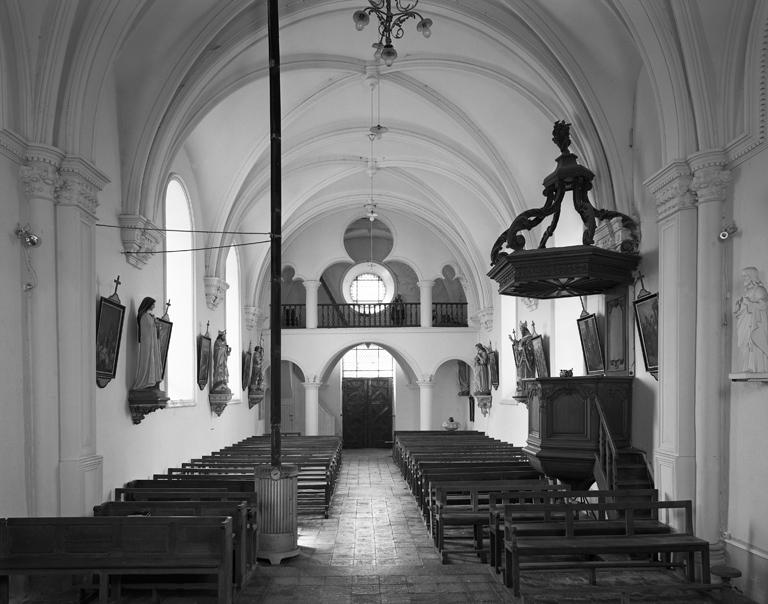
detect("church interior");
top-left (1, 0), bottom-right (767, 602)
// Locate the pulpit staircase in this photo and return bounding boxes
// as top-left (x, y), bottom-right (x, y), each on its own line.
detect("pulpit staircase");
top-left (592, 398), bottom-right (655, 498)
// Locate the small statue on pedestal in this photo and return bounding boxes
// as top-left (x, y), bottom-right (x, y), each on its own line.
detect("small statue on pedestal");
top-left (209, 330), bottom-right (233, 416)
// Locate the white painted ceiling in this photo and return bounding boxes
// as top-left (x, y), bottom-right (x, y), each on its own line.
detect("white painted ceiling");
top-left (112, 0), bottom-right (644, 308)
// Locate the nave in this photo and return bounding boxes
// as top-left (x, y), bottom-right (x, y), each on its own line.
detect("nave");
top-left (13, 449), bottom-right (756, 604)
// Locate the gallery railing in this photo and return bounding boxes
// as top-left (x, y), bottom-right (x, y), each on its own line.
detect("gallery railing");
top-left (279, 302), bottom-right (467, 328)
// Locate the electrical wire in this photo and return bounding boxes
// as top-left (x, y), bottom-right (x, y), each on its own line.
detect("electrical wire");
top-left (96, 223), bottom-right (270, 235)
top-left (122, 239), bottom-right (271, 254)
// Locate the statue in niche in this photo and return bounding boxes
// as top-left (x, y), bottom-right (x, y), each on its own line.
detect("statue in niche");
top-left (734, 266), bottom-right (768, 372)
top-left (211, 330), bottom-right (231, 392)
top-left (472, 343), bottom-right (491, 395)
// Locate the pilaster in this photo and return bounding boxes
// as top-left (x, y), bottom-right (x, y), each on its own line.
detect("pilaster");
top-left (56, 155), bottom-right (109, 515)
top-left (690, 150), bottom-right (731, 560)
top-left (303, 380), bottom-right (321, 436)
top-left (417, 376), bottom-right (434, 430)
top-left (417, 280), bottom-right (434, 327)
top-left (644, 161), bottom-right (697, 503)
top-left (304, 280), bottom-right (320, 329)
top-left (19, 145), bottom-right (63, 517)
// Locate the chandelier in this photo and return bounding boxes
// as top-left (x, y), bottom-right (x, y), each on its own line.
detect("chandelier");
top-left (353, 0), bottom-right (433, 66)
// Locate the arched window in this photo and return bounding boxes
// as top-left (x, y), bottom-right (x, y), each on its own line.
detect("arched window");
top-left (164, 177), bottom-right (194, 404)
top-left (342, 344), bottom-right (394, 378)
top-left (225, 249), bottom-right (241, 399)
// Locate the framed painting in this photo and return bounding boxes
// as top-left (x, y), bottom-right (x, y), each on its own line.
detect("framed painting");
top-left (531, 335), bottom-right (549, 378)
top-left (156, 317), bottom-right (173, 380)
top-left (633, 292), bottom-right (659, 376)
top-left (242, 349), bottom-right (252, 392)
top-left (197, 333), bottom-right (212, 390)
top-left (577, 313), bottom-right (605, 375)
top-left (95, 295), bottom-right (126, 388)
top-left (605, 293), bottom-right (627, 372)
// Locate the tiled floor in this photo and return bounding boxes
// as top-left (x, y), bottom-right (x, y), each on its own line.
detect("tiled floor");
top-left (16, 449), bottom-right (756, 603)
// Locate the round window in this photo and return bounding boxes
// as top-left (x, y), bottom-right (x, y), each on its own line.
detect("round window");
top-left (342, 263), bottom-right (395, 313)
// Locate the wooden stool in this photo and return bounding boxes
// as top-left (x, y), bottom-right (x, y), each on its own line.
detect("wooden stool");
top-left (711, 566), bottom-right (742, 603)
top-left (711, 565), bottom-right (742, 586)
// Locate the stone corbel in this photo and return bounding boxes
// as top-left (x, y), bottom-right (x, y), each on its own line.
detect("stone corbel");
top-left (475, 394), bottom-right (492, 416)
top-left (118, 214), bottom-right (164, 269)
top-left (204, 276), bottom-right (228, 310)
top-left (472, 307), bottom-right (494, 332)
top-left (244, 306), bottom-right (264, 331)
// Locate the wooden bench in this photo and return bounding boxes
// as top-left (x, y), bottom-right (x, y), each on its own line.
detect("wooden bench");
top-left (430, 479), bottom-right (549, 563)
top-left (489, 487), bottom-right (659, 573)
top-left (0, 516), bottom-right (233, 604)
top-left (502, 500), bottom-right (710, 597)
top-left (93, 500), bottom-right (254, 589)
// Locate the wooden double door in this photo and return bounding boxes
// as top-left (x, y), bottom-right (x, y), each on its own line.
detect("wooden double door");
top-left (342, 377), bottom-right (393, 448)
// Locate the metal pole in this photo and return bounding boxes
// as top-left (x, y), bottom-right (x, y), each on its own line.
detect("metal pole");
top-left (268, 0), bottom-right (281, 469)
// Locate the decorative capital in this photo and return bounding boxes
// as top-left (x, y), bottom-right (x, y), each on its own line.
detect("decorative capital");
top-left (416, 375), bottom-right (434, 387)
top-left (204, 276), bottom-right (229, 309)
top-left (19, 146), bottom-right (63, 201)
top-left (689, 151), bottom-right (731, 205)
top-left (644, 160), bottom-right (695, 222)
top-left (118, 214), bottom-right (165, 269)
top-left (56, 156), bottom-right (109, 218)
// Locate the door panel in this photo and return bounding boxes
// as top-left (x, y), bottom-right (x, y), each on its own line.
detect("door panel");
top-left (342, 377), bottom-right (393, 448)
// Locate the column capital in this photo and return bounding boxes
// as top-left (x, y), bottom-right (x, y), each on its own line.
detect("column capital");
top-left (689, 150), bottom-right (731, 205)
top-left (117, 213), bottom-right (164, 269)
top-left (417, 279), bottom-right (435, 289)
top-left (303, 380), bottom-right (322, 390)
top-left (56, 156), bottom-right (109, 219)
top-left (644, 160), bottom-right (695, 222)
top-left (416, 375), bottom-right (434, 388)
top-left (303, 279), bottom-right (321, 291)
top-left (204, 276), bottom-right (228, 309)
top-left (20, 145), bottom-right (64, 202)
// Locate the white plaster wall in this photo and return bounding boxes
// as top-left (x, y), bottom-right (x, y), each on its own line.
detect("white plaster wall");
top-left (726, 148), bottom-right (768, 603)
top-left (395, 374), bottom-right (419, 431)
top-left (93, 75), bottom-right (259, 502)
top-left (0, 147), bottom-right (28, 516)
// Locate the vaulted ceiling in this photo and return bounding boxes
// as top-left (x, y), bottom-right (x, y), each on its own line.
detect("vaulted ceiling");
top-left (8, 0), bottom-right (750, 312)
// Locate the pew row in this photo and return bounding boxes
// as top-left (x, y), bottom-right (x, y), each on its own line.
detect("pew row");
top-left (0, 516), bottom-right (233, 604)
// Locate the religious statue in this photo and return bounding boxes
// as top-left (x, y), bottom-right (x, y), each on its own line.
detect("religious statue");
top-left (734, 266), bottom-right (768, 372)
top-left (127, 296), bottom-right (169, 424)
top-left (132, 297), bottom-right (163, 390)
top-left (509, 321), bottom-right (536, 402)
top-left (248, 344), bottom-right (265, 408)
top-left (472, 343), bottom-right (491, 395)
top-left (211, 330), bottom-right (231, 392)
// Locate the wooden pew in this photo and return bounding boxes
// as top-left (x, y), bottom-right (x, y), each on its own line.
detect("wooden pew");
top-left (429, 479), bottom-right (548, 563)
top-left (502, 500), bottom-right (710, 597)
top-left (488, 487), bottom-right (658, 573)
top-left (93, 500), bottom-right (253, 589)
top-left (0, 516), bottom-right (233, 604)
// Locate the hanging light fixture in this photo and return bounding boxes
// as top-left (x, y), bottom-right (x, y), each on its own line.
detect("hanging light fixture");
top-left (353, 0), bottom-right (433, 67)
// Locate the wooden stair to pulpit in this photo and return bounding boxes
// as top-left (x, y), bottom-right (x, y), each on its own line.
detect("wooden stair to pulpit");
top-left (521, 375), bottom-right (655, 493)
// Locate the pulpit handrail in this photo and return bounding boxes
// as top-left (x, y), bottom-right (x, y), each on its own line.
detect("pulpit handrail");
top-left (593, 396), bottom-right (618, 490)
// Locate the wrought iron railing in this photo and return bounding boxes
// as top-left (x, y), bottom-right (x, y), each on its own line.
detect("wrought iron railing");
top-left (278, 302), bottom-right (468, 328)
